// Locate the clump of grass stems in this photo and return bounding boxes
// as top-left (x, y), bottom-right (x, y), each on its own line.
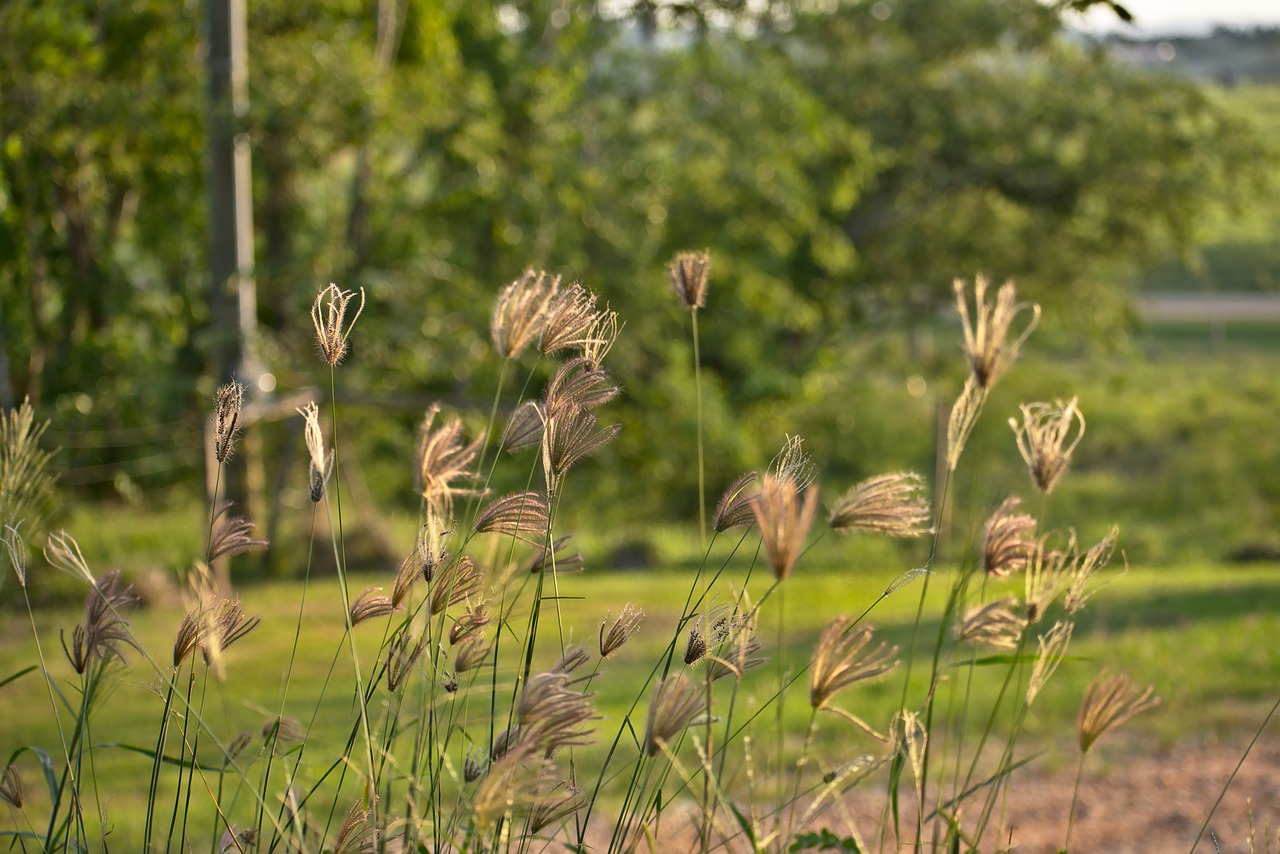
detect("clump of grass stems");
top-left (2, 265), bottom-right (1231, 854)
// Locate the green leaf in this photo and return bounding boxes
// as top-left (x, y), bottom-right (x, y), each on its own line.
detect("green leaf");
top-left (98, 743), bottom-right (223, 772)
top-left (730, 802), bottom-right (758, 848)
top-left (0, 664), bottom-right (36, 691)
top-left (953, 654), bottom-right (1092, 668)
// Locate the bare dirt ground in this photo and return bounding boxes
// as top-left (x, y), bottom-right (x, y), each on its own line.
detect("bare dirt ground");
top-left (607, 739), bottom-right (1280, 852)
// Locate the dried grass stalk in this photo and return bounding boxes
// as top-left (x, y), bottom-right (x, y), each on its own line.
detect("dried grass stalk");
top-left (1078, 671), bottom-right (1159, 753)
top-left (828, 472), bottom-right (931, 538)
top-left (492, 270), bottom-right (561, 359)
top-left (954, 275), bottom-right (1039, 389)
top-left (751, 473), bottom-right (819, 581)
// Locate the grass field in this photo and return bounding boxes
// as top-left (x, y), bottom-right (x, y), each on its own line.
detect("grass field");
top-left (3, 523), bottom-right (1278, 849)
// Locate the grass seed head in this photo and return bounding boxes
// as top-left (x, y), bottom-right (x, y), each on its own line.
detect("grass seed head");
top-left (0, 763), bottom-right (23, 809)
top-left (955, 598), bottom-right (1025, 651)
top-left (350, 587), bottom-right (397, 627)
top-left (524, 535), bottom-right (584, 575)
top-left (454, 636), bottom-right (492, 674)
top-left (207, 503), bottom-right (268, 563)
top-left (982, 497), bottom-right (1038, 578)
top-left (450, 601), bottom-right (492, 645)
top-left (386, 628), bottom-right (427, 692)
top-left (311, 283), bottom-right (365, 367)
top-left (261, 715), bottom-right (304, 748)
top-left (492, 270), bottom-right (560, 359)
top-left (599, 603), bottom-right (644, 658)
top-left (668, 250), bottom-right (711, 311)
top-left (1026, 620), bottom-right (1074, 705)
top-left (544, 357), bottom-right (621, 413)
top-left (946, 376), bottom-right (989, 472)
top-left (473, 491), bottom-right (549, 543)
top-left (810, 618), bottom-right (900, 710)
top-left (429, 555), bottom-right (483, 616)
top-left (61, 569), bottom-right (138, 674)
top-left (500, 401), bottom-right (545, 454)
top-left (713, 471), bottom-right (759, 533)
top-left (751, 472), bottom-right (819, 581)
top-left (297, 401), bottom-right (334, 502)
top-left (539, 283), bottom-right (602, 355)
top-left (1078, 671), bottom-right (1160, 753)
top-left (539, 402), bottom-right (620, 495)
top-left (643, 672), bottom-right (703, 756)
top-left (828, 472), bottom-right (931, 538)
top-left (213, 381), bottom-right (244, 464)
top-left (954, 275), bottom-right (1040, 390)
top-left (415, 405), bottom-right (484, 517)
top-left (1010, 397), bottom-right (1086, 494)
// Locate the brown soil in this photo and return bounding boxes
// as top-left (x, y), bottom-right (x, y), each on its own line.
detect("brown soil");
top-left (600, 739), bottom-right (1280, 853)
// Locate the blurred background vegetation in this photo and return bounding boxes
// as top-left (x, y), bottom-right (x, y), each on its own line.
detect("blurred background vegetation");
top-left (3, 0), bottom-right (1279, 594)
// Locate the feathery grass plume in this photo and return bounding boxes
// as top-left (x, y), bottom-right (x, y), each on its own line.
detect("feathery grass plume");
top-left (890, 710), bottom-right (929, 799)
top-left (540, 401), bottom-right (620, 495)
top-left (684, 622), bottom-right (709, 665)
top-left (429, 555), bottom-right (483, 615)
top-left (1025, 532), bottom-right (1077, 623)
top-left (599, 603), bottom-right (644, 658)
top-left (224, 731), bottom-right (254, 766)
top-left (450, 601), bottom-right (492, 645)
top-left (668, 250), bottom-right (711, 310)
top-left (386, 628), bottom-right (427, 692)
top-left (311, 283), bottom-right (366, 367)
top-left (200, 596), bottom-right (261, 679)
top-left (517, 664), bottom-right (598, 757)
top-left (0, 399), bottom-right (57, 535)
top-left (473, 491), bottom-right (549, 543)
top-left (544, 357), bottom-right (621, 413)
top-left (953, 274), bottom-right (1040, 390)
top-left (464, 749), bottom-right (487, 783)
top-left (524, 535), bottom-right (584, 575)
top-left (213, 381), bottom-right (245, 464)
top-left (828, 472), bottom-right (931, 538)
top-left (491, 725), bottom-right (520, 761)
top-left (1077, 671), bottom-right (1160, 753)
top-left (44, 529), bottom-right (94, 584)
top-left (216, 827), bottom-right (258, 854)
top-left (579, 306), bottom-right (621, 369)
top-left (945, 376), bottom-right (989, 472)
top-left (982, 497), bottom-right (1037, 578)
top-left (454, 636), bottom-right (491, 674)
top-left (492, 270), bottom-right (561, 359)
top-left (208, 503), bottom-right (269, 562)
top-left (173, 608), bottom-right (206, 667)
top-left (61, 569), bottom-right (138, 674)
top-left (822, 754), bottom-right (882, 785)
top-left (261, 715), bottom-right (304, 747)
top-left (1064, 525), bottom-right (1121, 614)
top-left (705, 625), bottom-right (767, 682)
top-left (684, 600), bottom-right (733, 665)
top-left (396, 520), bottom-right (452, 597)
top-left (644, 672), bottom-right (704, 756)
top-left (415, 404), bottom-right (484, 516)
top-left (0, 763), bottom-right (23, 809)
top-left (771, 434), bottom-right (817, 490)
top-left (350, 587), bottom-right (397, 627)
top-left (552, 645), bottom-right (591, 675)
top-left (500, 400), bottom-right (544, 453)
top-left (539, 282), bottom-right (602, 354)
top-left (3, 523), bottom-right (27, 588)
top-left (751, 472), bottom-right (820, 581)
top-left (1026, 620), bottom-right (1074, 705)
top-left (472, 743), bottom-right (554, 831)
top-left (810, 618), bottom-right (900, 715)
top-left (955, 598), bottom-right (1025, 651)
top-left (713, 470), bottom-right (759, 532)
top-left (333, 798), bottom-right (377, 853)
top-left (1010, 397), bottom-right (1086, 494)
top-left (528, 782), bottom-right (584, 834)
top-left (297, 401), bottom-right (334, 502)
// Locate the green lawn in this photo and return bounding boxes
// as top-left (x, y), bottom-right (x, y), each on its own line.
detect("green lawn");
top-left (2, 536), bottom-right (1278, 849)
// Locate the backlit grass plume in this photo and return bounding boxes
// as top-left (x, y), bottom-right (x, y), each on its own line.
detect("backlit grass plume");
top-left (828, 472), bottom-right (931, 538)
top-left (953, 274), bottom-right (1040, 390)
top-left (311, 283), bottom-right (365, 367)
top-left (1010, 397), bottom-right (1086, 494)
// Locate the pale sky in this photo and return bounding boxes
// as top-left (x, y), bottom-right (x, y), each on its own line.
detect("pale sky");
top-left (1079, 0), bottom-right (1280, 34)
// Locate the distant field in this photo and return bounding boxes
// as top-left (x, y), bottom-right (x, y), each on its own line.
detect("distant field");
top-left (3, 553), bottom-right (1278, 848)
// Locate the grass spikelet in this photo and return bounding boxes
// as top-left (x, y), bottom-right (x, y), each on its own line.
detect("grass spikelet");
top-left (216, 826), bottom-right (258, 853)
top-left (524, 535), bottom-right (583, 575)
top-left (1025, 532), bottom-right (1077, 623)
top-left (500, 401), bottom-right (544, 454)
top-left (0, 762), bottom-right (23, 809)
top-left (297, 401), bottom-right (334, 502)
top-left (311, 283), bottom-right (366, 367)
top-left (713, 470), bottom-right (759, 532)
top-left (429, 555), bottom-right (483, 616)
top-left (1026, 620), bottom-right (1074, 705)
top-left (473, 491), bottom-right (549, 543)
top-left (200, 596), bottom-right (260, 678)
top-left (668, 250), bottom-right (711, 311)
top-left (454, 636), bottom-right (491, 674)
top-left (770, 434), bottom-right (816, 489)
top-left (955, 598), bottom-right (1025, 651)
top-left (539, 402), bottom-right (620, 495)
top-left (644, 672), bottom-right (703, 756)
top-left (44, 529), bottom-right (94, 584)
top-left (386, 629), bottom-right (427, 692)
top-left (1077, 671), bottom-right (1160, 753)
top-left (349, 587), bottom-right (397, 627)
top-left (213, 381), bottom-right (244, 464)
top-left (751, 473), bottom-right (819, 581)
top-left (472, 744), bottom-right (553, 831)
top-left (828, 472), bottom-right (931, 538)
top-left (261, 715), bottom-right (304, 748)
top-left (982, 497), bottom-right (1037, 578)
top-left (0, 398), bottom-right (57, 537)
top-left (946, 376), bottom-right (989, 472)
top-left (492, 270), bottom-right (561, 359)
top-left (599, 603), bottom-right (644, 659)
top-left (544, 357), bottom-right (621, 412)
top-left (1064, 525), bottom-right (1121, 614)
top-left (61, 569), bottom-right (138, 673)
top-left (810, 618), bottom-right (900, 711)
top-left (539, 283), bottom-right (602, 354)
top-left (449, 601), bottom-right (492, 645)
top-left (953, 274), bottom-right (1040, 390)
top-left (1010, 397), bottom-right (1086, 494)
top-left (333, 798), bottom-right (377, 853)
top-left (207, 503), bottom-right (269, 562)
top-left (517, 668), bottom-right (598, 757)
top-left (2, 523), bottom-right (27, 588)
top-left (415, 404), bottom-right (484, 516)
top-left (579, 306), bottom-right (621, 369)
